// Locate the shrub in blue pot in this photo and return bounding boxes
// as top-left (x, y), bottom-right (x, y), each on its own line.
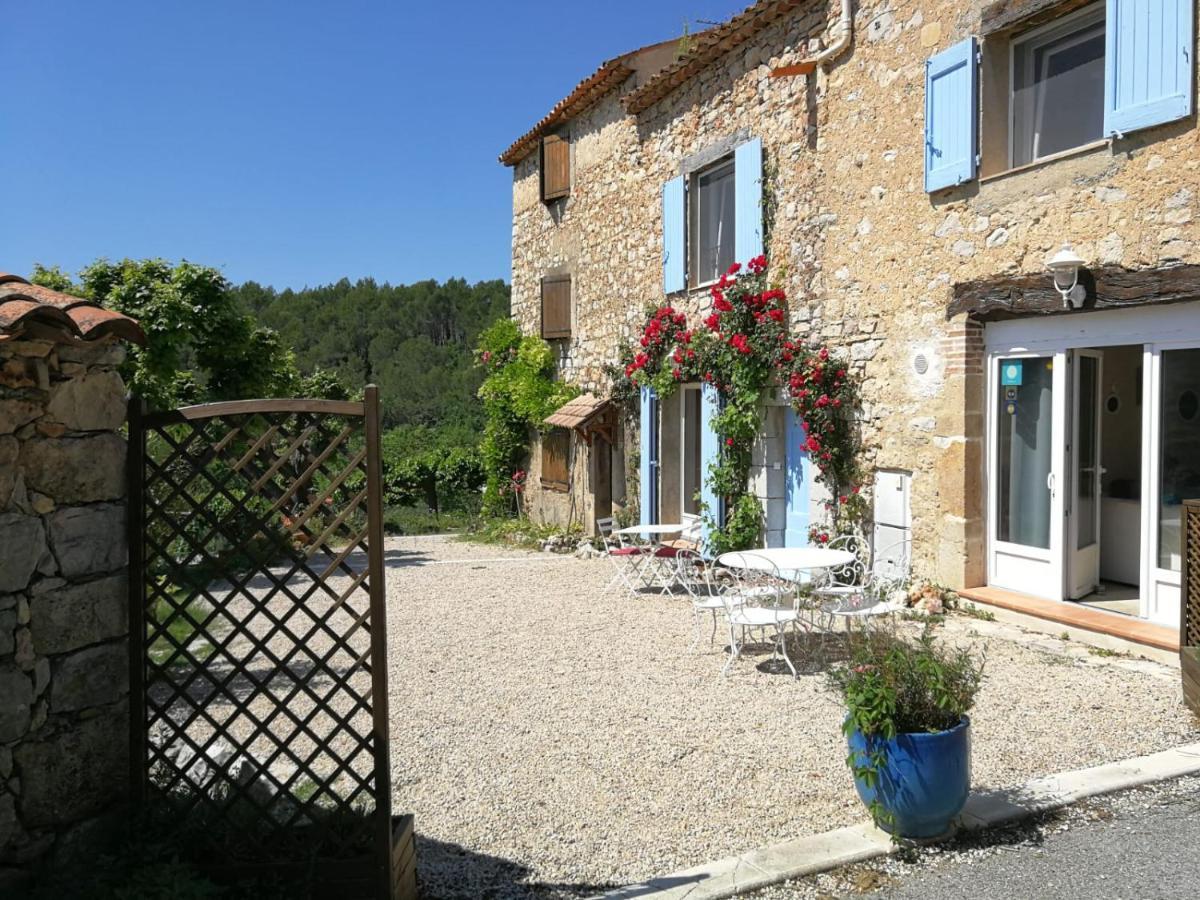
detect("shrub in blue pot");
top-left (828, 626), bottom-right (984, 839)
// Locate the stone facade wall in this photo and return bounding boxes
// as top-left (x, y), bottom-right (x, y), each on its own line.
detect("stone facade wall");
top-left (509, 0), bottom-right (1200, 585)
top-left (0, 336), bottom-right (130, 886)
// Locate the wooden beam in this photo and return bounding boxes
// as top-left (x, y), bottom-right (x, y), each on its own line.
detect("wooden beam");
top-left (981, 0), bottom-right (1097, 35)
top-left (948, 263), bottom-right (1200, 321)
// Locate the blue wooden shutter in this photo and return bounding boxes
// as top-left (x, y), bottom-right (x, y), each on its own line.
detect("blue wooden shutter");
top-left (662, 177), bottom-right (685, 294)
top-left (1104, 0), bottom-right (1194, 136)
top-left (784, 409), bottom-right (811, 549)
top-left (639, 387), bottom-right (659, 529)
top-left (699, 384), bottom-right (722, 555)
top-left (924, 37), bottom-right (978, 192)
top-left (734, 137), bottom-right (763, 264)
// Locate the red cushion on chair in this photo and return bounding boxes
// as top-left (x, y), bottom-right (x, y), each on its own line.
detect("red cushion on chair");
top-left (653, 546), bottom-right (681, 558)
top-left (609, 547), bottom-right (644, 556)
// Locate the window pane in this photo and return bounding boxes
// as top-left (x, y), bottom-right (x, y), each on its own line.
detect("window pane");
top-left (997, 357), bottom-right (1054, 549)
top-left (1158, 349), bottom-right (1200, 570)
top-left (696, 164), bottom-right (735, 284)
top-left (1012, 14), bottom-right (1105, 166)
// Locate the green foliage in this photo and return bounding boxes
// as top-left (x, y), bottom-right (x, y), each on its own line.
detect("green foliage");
top-left (460, 517), bottom-right (582, 551)
top-left (475, 319), bottom-right (577, 515)
top-left (29, 263), bottom-right (83, 295)
top-left (231, 275), bottom-right (508, 433)
top-left (828, 627), bottom-right (984, 738)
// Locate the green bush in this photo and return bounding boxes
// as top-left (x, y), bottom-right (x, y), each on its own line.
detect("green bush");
top-left (827, 627), bottom-right (985, 739)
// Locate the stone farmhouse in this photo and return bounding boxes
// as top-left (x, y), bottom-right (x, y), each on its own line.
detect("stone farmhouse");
top-left (501, 0), bottom-right (1199, 639)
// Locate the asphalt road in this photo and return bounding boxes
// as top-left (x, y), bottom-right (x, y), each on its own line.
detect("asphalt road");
top-left (870, 784), bottom-right (1200, 900)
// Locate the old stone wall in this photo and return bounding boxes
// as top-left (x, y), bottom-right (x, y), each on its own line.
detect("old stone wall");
top-left (0, 336), bottom-right (130, 885)
top-left (509, 0), bottom-right (1200, 585)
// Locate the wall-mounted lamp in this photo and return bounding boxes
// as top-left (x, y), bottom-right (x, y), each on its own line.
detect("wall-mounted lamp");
top-left (1047, 243), bottom-right (1087, 309)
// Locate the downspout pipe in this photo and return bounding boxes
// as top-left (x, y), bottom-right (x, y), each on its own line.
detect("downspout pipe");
top-left (778, 0), bottom-right (853, 75)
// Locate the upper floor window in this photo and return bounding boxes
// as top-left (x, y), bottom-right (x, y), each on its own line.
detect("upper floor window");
top-left (541, 133), bottom-right (570, 202)
top-left (1011, 3), bottom-right (1106, 167)
top-left (689, 159), bottom-right (735, 287)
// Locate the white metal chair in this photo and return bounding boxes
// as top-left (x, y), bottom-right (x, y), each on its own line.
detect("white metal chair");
top-left (819, 534), bottom-right (909, 632)
top-left (674, 548), bottom-right (736, 649)
top-left (597, 517), bottom-right (649, 597)
top-left (718, 554), bottom-right (803, 677)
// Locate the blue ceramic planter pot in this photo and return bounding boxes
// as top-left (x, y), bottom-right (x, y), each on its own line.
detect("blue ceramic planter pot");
top-left (846, 716), bottom-right (971, 839)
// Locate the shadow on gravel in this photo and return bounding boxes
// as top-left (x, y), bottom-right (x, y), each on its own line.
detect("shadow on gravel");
top-left (416, 834), bottom-right (631, 900)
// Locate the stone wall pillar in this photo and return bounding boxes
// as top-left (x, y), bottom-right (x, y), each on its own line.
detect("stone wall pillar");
top-left (935, 318), bottom-right (986, 589)
top-left (0, 336), bottom-right (130, 888)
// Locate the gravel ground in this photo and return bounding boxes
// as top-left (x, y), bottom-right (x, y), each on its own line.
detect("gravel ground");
top-left (743, 775), bottom-right (1200, 899)
top-left (384, 535), bottom-right (1198, 900)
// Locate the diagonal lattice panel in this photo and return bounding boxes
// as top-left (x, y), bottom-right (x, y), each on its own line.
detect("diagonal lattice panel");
top-left (129, 393), bottom-right (395, 895)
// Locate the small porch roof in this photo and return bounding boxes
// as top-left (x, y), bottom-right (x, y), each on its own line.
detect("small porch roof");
top-left (544, 393), bottom-right (616, 443)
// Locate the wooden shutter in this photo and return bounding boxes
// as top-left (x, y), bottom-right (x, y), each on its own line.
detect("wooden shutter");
top-left (541, 276), bottom-right (571, 340)
top-left (1104, 0), bottom-right (1194, 137)
top-left (662, 177), bottom-right (686, 294)
top-left (924, 37), bottom-right (979, 192)
top-left (541, 429), bottom-right (570, 491)
top-left (541, 134), bottom-right (571, 201)
top-left (734, 138), bottom-right (763, 264)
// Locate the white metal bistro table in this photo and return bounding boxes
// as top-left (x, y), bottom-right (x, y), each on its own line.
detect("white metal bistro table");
top-left (613, 523), bottom-right (685, 539)
top-left (715, 547), bottom-right (857, 676)
top-left (716, 547), bottom-right (855, 580)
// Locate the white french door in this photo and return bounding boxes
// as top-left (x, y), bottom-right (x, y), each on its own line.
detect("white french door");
top-left (1067, 350), bottom-right (1103, 599)
top-left (987, 352), bottom-right (1067, 599)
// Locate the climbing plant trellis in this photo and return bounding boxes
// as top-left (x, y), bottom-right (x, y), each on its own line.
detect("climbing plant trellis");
top-left (127, 388), bottom-right (414, 898)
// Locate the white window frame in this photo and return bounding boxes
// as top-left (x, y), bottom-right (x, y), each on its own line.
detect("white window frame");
top-left (688, 157), bottom-right (736, 290)
top-left (1008, 1), bottom-right (1106, 169)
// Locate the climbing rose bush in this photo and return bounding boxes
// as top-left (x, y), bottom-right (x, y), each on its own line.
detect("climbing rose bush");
top-left (621, 255), bottom-right (866, 549)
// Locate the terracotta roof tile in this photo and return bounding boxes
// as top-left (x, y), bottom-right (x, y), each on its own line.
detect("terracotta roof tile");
top-left (545, 393), bottom-right (613, 430)
top-left (0, 272), bottom-right (145, 344)
top-left (623, 0), bottom-right (806, 115)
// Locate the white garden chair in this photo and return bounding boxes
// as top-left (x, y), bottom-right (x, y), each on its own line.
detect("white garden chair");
top-left (718, 554), bottom-right (804, 678)
top-left (817, 534), bottom-right (910, 632)
top-left (672, 548), bottom-right (737, 650)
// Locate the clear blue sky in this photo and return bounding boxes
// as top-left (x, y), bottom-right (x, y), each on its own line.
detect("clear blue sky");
top-left (3, 1), bottom-right (745, 291)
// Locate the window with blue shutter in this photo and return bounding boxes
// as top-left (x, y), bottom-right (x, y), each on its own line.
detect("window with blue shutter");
top-left (1104, 0), bottom-right (1194, 136)
top-left (639, 387), bottom-right (659, 529)
top-left (698, 383), bottom-right (722, 555)
top-left (734, 137), bottom-right (763, 264)
top-left (924, 37), bottom-right (979, 192)
top-left (662, 177), bottom-right (685, 294)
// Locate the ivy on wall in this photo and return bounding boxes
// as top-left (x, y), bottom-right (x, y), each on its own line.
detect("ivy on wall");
top-left (476, 319), bottom-right (578, 516)
top-left (615, 256), bottom-right (867, 551)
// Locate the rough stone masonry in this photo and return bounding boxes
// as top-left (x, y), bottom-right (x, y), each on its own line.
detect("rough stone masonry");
top-left (0, 334), bottom-right (131, 887)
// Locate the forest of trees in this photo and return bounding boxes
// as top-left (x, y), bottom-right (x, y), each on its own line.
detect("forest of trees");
top-left (232, 277), bottom-right (510, 439)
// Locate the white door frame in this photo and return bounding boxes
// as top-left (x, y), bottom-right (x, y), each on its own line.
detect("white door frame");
top-left (984, 301), bottom-right (1200, 624)
top-left (1068, 349), bottom-right (1104, 599)
top-left (985, 350), bottom-right (1067, 599)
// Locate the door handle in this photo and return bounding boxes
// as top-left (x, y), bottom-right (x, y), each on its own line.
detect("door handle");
top-left (1046, 472), bottom-right (1055, 496)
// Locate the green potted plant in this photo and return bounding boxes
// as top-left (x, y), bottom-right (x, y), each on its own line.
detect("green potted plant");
top-left (827, 626), bottom-right (985, 838)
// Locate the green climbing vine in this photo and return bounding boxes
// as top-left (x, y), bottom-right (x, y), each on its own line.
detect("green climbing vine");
top-left (475, 319), bottom-right (577, 516)
top-left (615, 256), bottom-right (867, 551)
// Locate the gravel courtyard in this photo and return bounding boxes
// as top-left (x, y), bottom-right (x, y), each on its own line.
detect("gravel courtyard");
top-left (385, 535), bottom-right (1197, 900)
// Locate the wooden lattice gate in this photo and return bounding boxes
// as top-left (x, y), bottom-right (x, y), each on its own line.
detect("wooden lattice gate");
top-left (1183, 499), bottom-right (1200, 715)
top-left (127, 388), bottom-right (414, 898)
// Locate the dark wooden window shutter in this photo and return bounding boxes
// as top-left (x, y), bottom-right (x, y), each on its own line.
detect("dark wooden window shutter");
top-left (541, 275), bottom-right (571, 340)
top-left (541, 134), bottom-right (570, 201)
top-left (541, 428), bottom-right (570, 491)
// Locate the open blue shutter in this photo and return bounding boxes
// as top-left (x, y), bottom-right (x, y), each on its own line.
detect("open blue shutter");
top-left (639, 387), bottom-right (659, 529)
top-left (662, 177), bottom-right (685, 294)
top-left (924, 37), bottom-right (978, 192)
top-left (784, 409), bottom-right (811, 549)
top-left (734, 137), bottom-right (763, 264)
top-left (699, 384), bottom-right (722, 555)
top-left (1105, 0), bottom-right (1194, 136)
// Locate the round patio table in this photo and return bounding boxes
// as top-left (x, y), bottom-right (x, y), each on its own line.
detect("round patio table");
top-left (613, 523), bottom-right (684, 538)
top-left (717, 547), bottom-right (854, 577)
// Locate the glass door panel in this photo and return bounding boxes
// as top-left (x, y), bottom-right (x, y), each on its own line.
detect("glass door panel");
top-left (1158, 349), bottom-right (1200, 571)
top-left (997, 356), bottom-right (1055, 548)
top-left (1069, 351), bottom-right (1102, 599)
